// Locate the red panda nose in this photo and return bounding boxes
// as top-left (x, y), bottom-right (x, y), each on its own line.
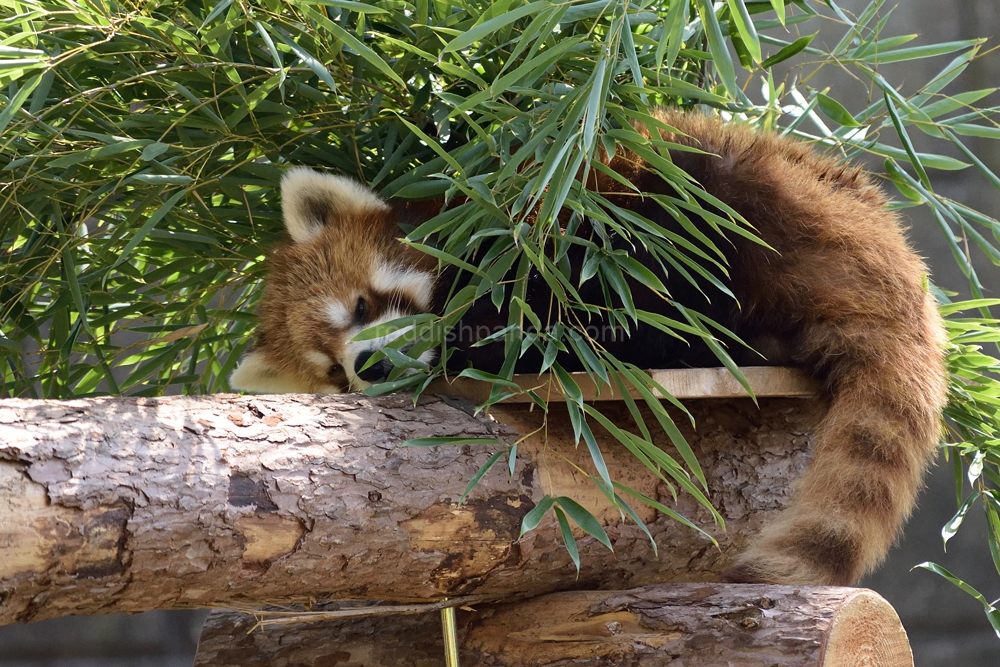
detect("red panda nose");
top-left (355, 350), bottom-right (393, 384)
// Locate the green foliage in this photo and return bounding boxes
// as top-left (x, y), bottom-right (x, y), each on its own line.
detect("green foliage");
top-left (2, 0), bottom-right (1000, 627)
top-left (937, 298), bottom-right (1000, 636)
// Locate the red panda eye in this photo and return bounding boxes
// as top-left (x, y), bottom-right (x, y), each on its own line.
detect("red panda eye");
top-left (355, 297), bottom-right (368, 323)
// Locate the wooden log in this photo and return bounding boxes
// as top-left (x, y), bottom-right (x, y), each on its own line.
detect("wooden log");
top-left (192, 583), bottom-right (913, 667)
top-left (0, 369), bottom-right (821, 623)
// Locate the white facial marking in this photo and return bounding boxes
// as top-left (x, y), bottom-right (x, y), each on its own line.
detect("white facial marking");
top-left (371, 261), bottom-right (435, 310)
top-left (324, 300), bottom-right (351, 328)
top-left (304, 350), bottom-right (333, 369)
top-left (230, 351), bottom-right (313, 394)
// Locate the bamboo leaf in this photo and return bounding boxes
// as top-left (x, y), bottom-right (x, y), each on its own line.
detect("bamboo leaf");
top-left (320, 16), bottom-right (405, 87)
top-left (696, 0), bottom-right (738, 98)
top-left (49, 139), bottom-right (151, 168)
top-left (553, 506), bottom-right (581, 572)
top-left (858, 39), bottom-right (983, 65)
top-left (761, 33), bottom-right (815, 68)
top-left (816, 93), bottom-right (861, 127)
top-left (914, 563), bottom-right (1000, 638)
top-left (442, 2), bottom-right (549, 54)
top-left (769, 0), bottom-right (786, 25)
top-left (660, 0), bottom-right (688, 70)
top-left (459, 449), bottom-right (508, 504)
top-left (111, 190), bottom-right (187, 270)
top-left (272, 29), bottom-right (340, 92)
top-left (726, 0), bottom-right (761, 64)
top-left (0, 71), bottom-right (41, 139)
top-left (520, 495), bottom-right (555, 535)
top-left (555, 496), bottom-right (613, 551)
top-left (942, 494), bottom-right (978, 549)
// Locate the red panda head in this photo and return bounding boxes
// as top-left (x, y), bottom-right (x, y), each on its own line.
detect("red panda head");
top-left (230, 168), bottom-right (438, 394)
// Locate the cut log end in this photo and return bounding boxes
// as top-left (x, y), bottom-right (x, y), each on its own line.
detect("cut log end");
top-left (824, 590), bottom-right (913, 667)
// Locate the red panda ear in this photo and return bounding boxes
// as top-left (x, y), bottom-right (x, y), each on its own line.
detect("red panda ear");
top-left (280, 168), bottom-right (389, 244)
top-left (230, 350), bottom-right (312, 394)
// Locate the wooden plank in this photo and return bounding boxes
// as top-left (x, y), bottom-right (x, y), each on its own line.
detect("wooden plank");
top-left (429, 366), bottom-right (819, 403)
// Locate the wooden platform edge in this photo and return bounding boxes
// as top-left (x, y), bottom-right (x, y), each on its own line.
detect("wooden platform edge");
top-left (428, 366), bottom-right (819, 403)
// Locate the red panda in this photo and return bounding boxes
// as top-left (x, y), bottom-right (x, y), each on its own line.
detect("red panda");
top-left (231, 109), bottom-right (948, 586)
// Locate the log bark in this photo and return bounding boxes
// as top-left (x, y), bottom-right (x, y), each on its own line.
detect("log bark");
top-left (0, 386), bottom-right (821, 624)
top-left (193, 583), bottom-right (913, 667)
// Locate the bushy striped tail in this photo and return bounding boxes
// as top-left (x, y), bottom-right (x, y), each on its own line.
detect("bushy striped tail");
top-left (726, 295), bottom-right (947, 585)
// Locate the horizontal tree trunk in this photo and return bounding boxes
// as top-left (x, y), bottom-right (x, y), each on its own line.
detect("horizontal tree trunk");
top-left (0, 388), bottom-right (821, 624)
top-left (193, 583), bottom-right (912, 667)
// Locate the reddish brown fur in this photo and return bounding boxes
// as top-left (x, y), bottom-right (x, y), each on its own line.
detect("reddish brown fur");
top-left (600, 110), bottom-right (948, 585)
top-left (253, 206), bottom-right (437, 393)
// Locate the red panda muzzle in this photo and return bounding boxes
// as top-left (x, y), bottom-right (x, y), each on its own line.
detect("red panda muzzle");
top-left (355, 349), bottom-right (395, 384)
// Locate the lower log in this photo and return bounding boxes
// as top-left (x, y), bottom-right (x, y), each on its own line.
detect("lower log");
top-left (0, 392), bottom-right (819, 623)
top-left (193, 583), bottom-right (913, 667)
